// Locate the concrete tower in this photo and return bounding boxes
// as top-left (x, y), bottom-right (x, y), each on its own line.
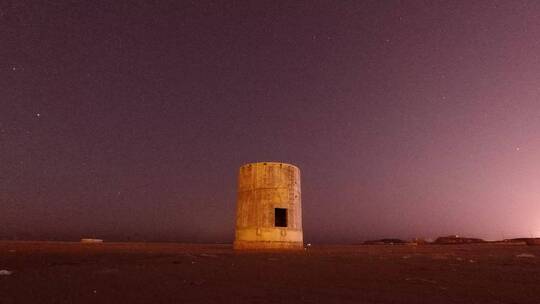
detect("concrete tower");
top-left (234, 162), bottom-right (303, 250)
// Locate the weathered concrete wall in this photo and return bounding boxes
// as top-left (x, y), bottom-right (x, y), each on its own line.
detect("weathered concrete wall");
top-left (234, 162), bottom-right (303, 250)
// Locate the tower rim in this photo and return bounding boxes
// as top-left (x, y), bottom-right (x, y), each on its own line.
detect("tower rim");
top-left (239, 162), bottom-right (300, 171)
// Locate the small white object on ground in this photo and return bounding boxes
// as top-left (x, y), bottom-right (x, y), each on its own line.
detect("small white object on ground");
top-left (0, 270), bottom-right (13, 276)
top-left (516, 253), bottom-right (536, 258)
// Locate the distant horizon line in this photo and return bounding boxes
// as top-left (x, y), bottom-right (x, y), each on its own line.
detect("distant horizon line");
top-left (1, 235), bottom-right (537, 244)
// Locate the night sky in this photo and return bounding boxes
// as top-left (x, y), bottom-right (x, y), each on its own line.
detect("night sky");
top-left (2, 1), bottom-right (540, 243)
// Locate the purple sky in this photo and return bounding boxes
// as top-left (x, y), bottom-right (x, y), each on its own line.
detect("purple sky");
top-left (2, 1), bottom-right (540, 242)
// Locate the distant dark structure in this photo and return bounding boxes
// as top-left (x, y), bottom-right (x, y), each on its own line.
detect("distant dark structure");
top-left (434, 235), bottom-right (485, 244)
top-left (502, 238), bottom-right (530, 244)
top-left (525, 238), bottom-right (540, 246)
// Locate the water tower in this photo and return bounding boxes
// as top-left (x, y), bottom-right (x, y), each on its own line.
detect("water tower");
top-left (234, 162), bottom-right (303, 250)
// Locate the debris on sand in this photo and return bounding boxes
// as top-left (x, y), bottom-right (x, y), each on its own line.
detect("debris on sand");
top-left (431, 254), bottom-right (449, 260)
top-left (405, 277), bottom-right (437, 284)
top-left (199, 253), bottom-right (218, 258)
top-left (95, 268), bottom-right (119, 274)
top-left (80, 238), bottom-right (103, 244)
top-left (0, 269), bottom-right (13, 276)
top-left (516, 253), bottom-right (536, 258)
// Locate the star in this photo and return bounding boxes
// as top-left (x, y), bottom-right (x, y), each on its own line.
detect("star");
top-left (36, 113), bottom-right (41, 118)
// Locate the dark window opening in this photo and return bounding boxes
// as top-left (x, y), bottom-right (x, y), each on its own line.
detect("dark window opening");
top-left (275, 208), bottom-right (287, 227)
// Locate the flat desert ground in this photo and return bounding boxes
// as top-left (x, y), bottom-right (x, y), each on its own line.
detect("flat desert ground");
top-left (1, 241), bottom-right (539, 303)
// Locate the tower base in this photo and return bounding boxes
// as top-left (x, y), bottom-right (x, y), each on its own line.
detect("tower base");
top-left (233, 240), bottom-right (304, 250)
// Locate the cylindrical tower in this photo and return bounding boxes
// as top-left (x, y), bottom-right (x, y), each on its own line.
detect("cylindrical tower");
top-left (234, 162), bottom-right (303, 250)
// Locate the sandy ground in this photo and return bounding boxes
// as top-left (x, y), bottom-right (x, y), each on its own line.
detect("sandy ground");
top-left (1, 241), bottom-right (539, 304)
